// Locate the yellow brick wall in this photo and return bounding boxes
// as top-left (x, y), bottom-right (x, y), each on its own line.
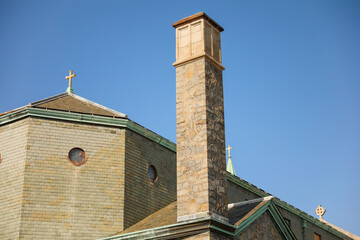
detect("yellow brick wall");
top-left (124, 129), bottom-right (177, 229)
top-left (0, 119), bottom-right (28, 240)
top-left (19, 117), bottom-right (126, 239)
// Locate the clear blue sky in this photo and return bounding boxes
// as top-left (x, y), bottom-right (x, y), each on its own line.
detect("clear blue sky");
top-left (1, 0), bottom-right (359, 236)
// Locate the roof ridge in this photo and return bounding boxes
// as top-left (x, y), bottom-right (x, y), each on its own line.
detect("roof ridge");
top-left (320, 219), bottom-right (360, 240)
top-left (29, 92), bottom-right (127, 118)
top-left (29, 92), bottom-right (69, 107)
top-left (226, 173), bottom-right (350, 239)
top-left (228, 196), bottom-right (274, 210)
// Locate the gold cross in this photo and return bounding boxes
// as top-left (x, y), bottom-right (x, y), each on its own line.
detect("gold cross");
top-left (226, 145), bottom-right (232, 157)
top-left (66, 70), bottom-right (76, 88)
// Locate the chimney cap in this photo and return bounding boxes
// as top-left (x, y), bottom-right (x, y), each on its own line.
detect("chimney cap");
top-left (172, 12), bottom-right (224, 32)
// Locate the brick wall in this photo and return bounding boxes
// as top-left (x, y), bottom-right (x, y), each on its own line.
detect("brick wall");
top-left (278, 207), bottom-right (347, 240)
top-left (19, 117), bottom-right (126, 239)
top-left (124, 129), bottom-right (176, 229)
top-left (0, 119), bottom-right (28, 240)
top-left (226, 180), bottom-right (347, 239)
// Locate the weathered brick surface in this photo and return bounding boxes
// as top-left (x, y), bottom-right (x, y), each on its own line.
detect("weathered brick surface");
top-left (19, 117), bottom-right (126, 239)
top-left (0, 114), bottom-right (177, 239)
top-left (124, 129), bottom-right (176, 229)
top-left (0, 119), bottom-right (28, 240)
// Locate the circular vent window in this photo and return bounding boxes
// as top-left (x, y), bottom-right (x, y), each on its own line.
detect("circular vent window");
top-left (68, 148), bottom-right (87, 166)
top-left (148, 165), bottom-right (158, 182)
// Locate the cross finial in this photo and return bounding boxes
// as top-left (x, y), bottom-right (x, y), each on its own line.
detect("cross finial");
top-left (65, 70), bottom-right (76, 93)
top-left (226, 145), bottom-right (232, 157)
top-left (315, 205), bottom-right (326, 220)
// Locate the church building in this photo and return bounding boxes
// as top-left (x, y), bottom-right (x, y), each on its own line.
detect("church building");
top-left (0, 13), bottom-right (358, 240)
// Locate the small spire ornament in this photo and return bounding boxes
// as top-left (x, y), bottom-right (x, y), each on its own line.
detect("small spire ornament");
top-left (226, 145), bottom-right (236, 175)
top-left (315, 205), bottom-right (326, 220)
top-left (65, 70), bottom-right (76, 93)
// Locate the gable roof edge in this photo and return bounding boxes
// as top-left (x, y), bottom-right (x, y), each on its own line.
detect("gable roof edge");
top-left (0, 107), bottom-right (176, 152)
top-left (227, 173), bottom-right (350, 239)
top-left (234, 200), bottom-right (296, 240)
top-left (99, 217), bottom-right (236, 240)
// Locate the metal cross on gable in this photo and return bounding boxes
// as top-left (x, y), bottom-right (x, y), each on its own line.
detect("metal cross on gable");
top-left (65, 70), bottom-right (76, 93)
top-left (226, 145), bottom-right (232, 157)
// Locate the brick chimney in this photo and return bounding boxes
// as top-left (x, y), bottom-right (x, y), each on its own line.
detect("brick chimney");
top-left (173, 12), bottom-right (228, 223)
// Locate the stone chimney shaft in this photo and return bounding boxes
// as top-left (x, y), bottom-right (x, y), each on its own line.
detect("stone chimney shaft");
top-left (173, 12), bottom-right (228, 223)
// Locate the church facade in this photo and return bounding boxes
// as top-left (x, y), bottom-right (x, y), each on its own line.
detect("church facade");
top-left (0, 13), bottom-right (358, 240)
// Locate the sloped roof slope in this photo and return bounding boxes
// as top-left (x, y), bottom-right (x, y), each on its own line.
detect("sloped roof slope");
top-left (29, 92), bottom-right (127, 118)
top-left (228, 196), bottom-right (273, 226)
top-left (103, 196), bottom-right (297, 240)
top-left (119, 201), bottom-right (177, 235)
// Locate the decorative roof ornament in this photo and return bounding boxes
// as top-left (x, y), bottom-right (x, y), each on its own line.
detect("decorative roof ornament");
top-left (226, 145), bottom-right (236, 175)
top-left (315, 205), bottom-right (326, 220)
top-left (65, 70), bottom-right (76, 93)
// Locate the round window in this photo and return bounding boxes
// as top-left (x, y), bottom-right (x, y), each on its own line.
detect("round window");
top-left (148, 165), bottom-right (158, 182)
top-left (67, 148), bottom-right (87, 166)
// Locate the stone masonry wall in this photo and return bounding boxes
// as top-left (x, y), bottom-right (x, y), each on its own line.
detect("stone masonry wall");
top-left (176, 57), bottom-right (227, 222)
top-left (0, 119), bottom-right (28, 240)
top-left (235, 212), bottom-right (283, 240)
top-left (205, 58), bottom-right (227, 218)
top-left (19, 117), bottom-right (126, 240)
top-left (124, 129), bottom-right (177, 229)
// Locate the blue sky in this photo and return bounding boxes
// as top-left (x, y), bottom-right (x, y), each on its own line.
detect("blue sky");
top-left (1, 0), bottom-right (359, 236)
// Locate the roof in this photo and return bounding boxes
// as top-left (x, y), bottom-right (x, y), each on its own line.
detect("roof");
top-left (104, 196), bottom-right (296, 240)
top-left (29, 92), bottom-right (127, 118)
top-left (119, 201), bottom-right (177, 235)
top-left (1, 92), bottom-right (127, 118)
top-left (118, 198), bottom-right (273, 235)
top-left (0, 92), bottom-right (176, 152)
top-left (226, 173), bottom-right (355, 239)
top-left (172, 12), bottom-right (224, 32)
top-left (228, 196), bottom-right (273, 226)
top-left (320, 219), bottom-right (360, 240)
top-left (108, 173), bottom-right (354, 240)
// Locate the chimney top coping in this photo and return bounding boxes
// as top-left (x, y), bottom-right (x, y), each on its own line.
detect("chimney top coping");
top-left (172, 12), bottom-right (224, 32)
